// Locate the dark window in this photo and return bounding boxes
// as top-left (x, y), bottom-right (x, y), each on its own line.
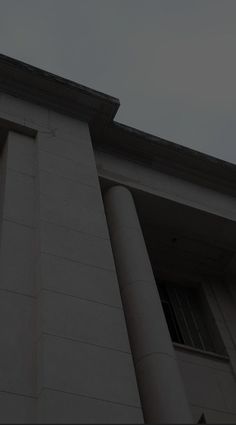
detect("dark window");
top-left (158, 282), bottom-right (226, 355)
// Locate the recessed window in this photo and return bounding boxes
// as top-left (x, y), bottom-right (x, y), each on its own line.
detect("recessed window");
top-left (158, 282), bottom-right (226, 355)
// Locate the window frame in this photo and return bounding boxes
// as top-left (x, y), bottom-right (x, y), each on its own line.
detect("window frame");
top-left (158, 280), bottom-right (227, 357)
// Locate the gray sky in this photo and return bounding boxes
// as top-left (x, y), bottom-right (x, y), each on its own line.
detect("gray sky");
top-left (0, 0), bottom-right (235, 163)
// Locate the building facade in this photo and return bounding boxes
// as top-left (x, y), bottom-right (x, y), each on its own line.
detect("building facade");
top-left (0, 54), bottom-right (236, 423)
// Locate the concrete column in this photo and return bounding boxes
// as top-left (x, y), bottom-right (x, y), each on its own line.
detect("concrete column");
top-left (0, 132), bottom-right (36, 422)
top-left (34, 122), bottom-right (143, 423)
top-left (104, 185), bottom-right (193, 424)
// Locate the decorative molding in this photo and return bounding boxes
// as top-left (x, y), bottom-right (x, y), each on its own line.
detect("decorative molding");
top-left (0, 53), bottom-right (235, 196)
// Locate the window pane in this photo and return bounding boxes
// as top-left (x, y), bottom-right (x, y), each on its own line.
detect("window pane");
top-left (159, 282), bottom-right (224, 355)
top-left (166, 286), bottom-right (194, 347)
top-left (162, 301), bottom-right (184, 344)
top-left (158, 284), bottom-right (184, 344)
top-left (188, 291), bottom-right (216, 352)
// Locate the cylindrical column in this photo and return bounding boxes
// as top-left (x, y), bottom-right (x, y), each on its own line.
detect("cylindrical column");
top-left (104, 185), bottom-right (193, 424)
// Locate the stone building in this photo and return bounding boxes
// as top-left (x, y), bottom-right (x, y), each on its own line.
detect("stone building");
top-left (0, 53), bottom-right (236, 424)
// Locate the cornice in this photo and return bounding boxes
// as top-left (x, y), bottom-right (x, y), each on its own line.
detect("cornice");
top-left (93, 122), bottom-right (236, 197)
top-left (0, 53), bottom-right (119, 129)
top-left (0, 54), bottom-right (235, 196)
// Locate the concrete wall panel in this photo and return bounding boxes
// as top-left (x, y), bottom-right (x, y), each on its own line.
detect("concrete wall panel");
top-left (0, 393), bottom-right (36, 424)
top-left (204, 408), bottom-right (236, 423)
top-left (38, 252), bottom-right (122, 308)
top-left (38, 149), bottom-right (97, 187)
top-left (0, 93), bottom-right (49, 128)
top-left (3, 169), bottom-right (34, 227)
top-left (0, 291), bottom-right (36, 396)
top-left (38, 170), bottom-right (108, 238)
top-left (37, 334), bottom-right (141, 407)
top-left (38, 388), bottom-right (143, 424)
top-left (6, 132), bottom-right (35, 176)
top-left (0, 220), bottom-right (35, 296)
top-left (37, 133), bottom-right (96, 168)
top-left (38, 289), bottom-right (130, 352)
top-left (48, 110), bottom-right (90, 141)
top-left (39, 220), bottom-right (115, 271)
top-left (176, 349), bottom-right (236, 417)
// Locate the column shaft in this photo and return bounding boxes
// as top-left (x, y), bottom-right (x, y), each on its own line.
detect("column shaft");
top-left (105, 185), bottom-right (193, 424)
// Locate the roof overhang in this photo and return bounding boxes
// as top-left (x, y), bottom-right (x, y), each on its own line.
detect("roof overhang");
top-left (94, 122), bottom-right (236, 196)
top-left (0, 53), bottom-right (119, 131)
top-left (0, 53), bottom-right (235, 196)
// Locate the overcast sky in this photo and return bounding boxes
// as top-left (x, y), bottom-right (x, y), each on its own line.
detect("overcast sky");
top-left (0, 0), bottom-right (235, 163)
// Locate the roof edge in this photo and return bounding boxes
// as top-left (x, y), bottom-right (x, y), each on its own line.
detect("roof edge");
top-left (93, 121), bottom-right (236, 197)
top-left (0, 53), bottom-right (120, 126)
top-left (0, 54), bottom-right (235, 195)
